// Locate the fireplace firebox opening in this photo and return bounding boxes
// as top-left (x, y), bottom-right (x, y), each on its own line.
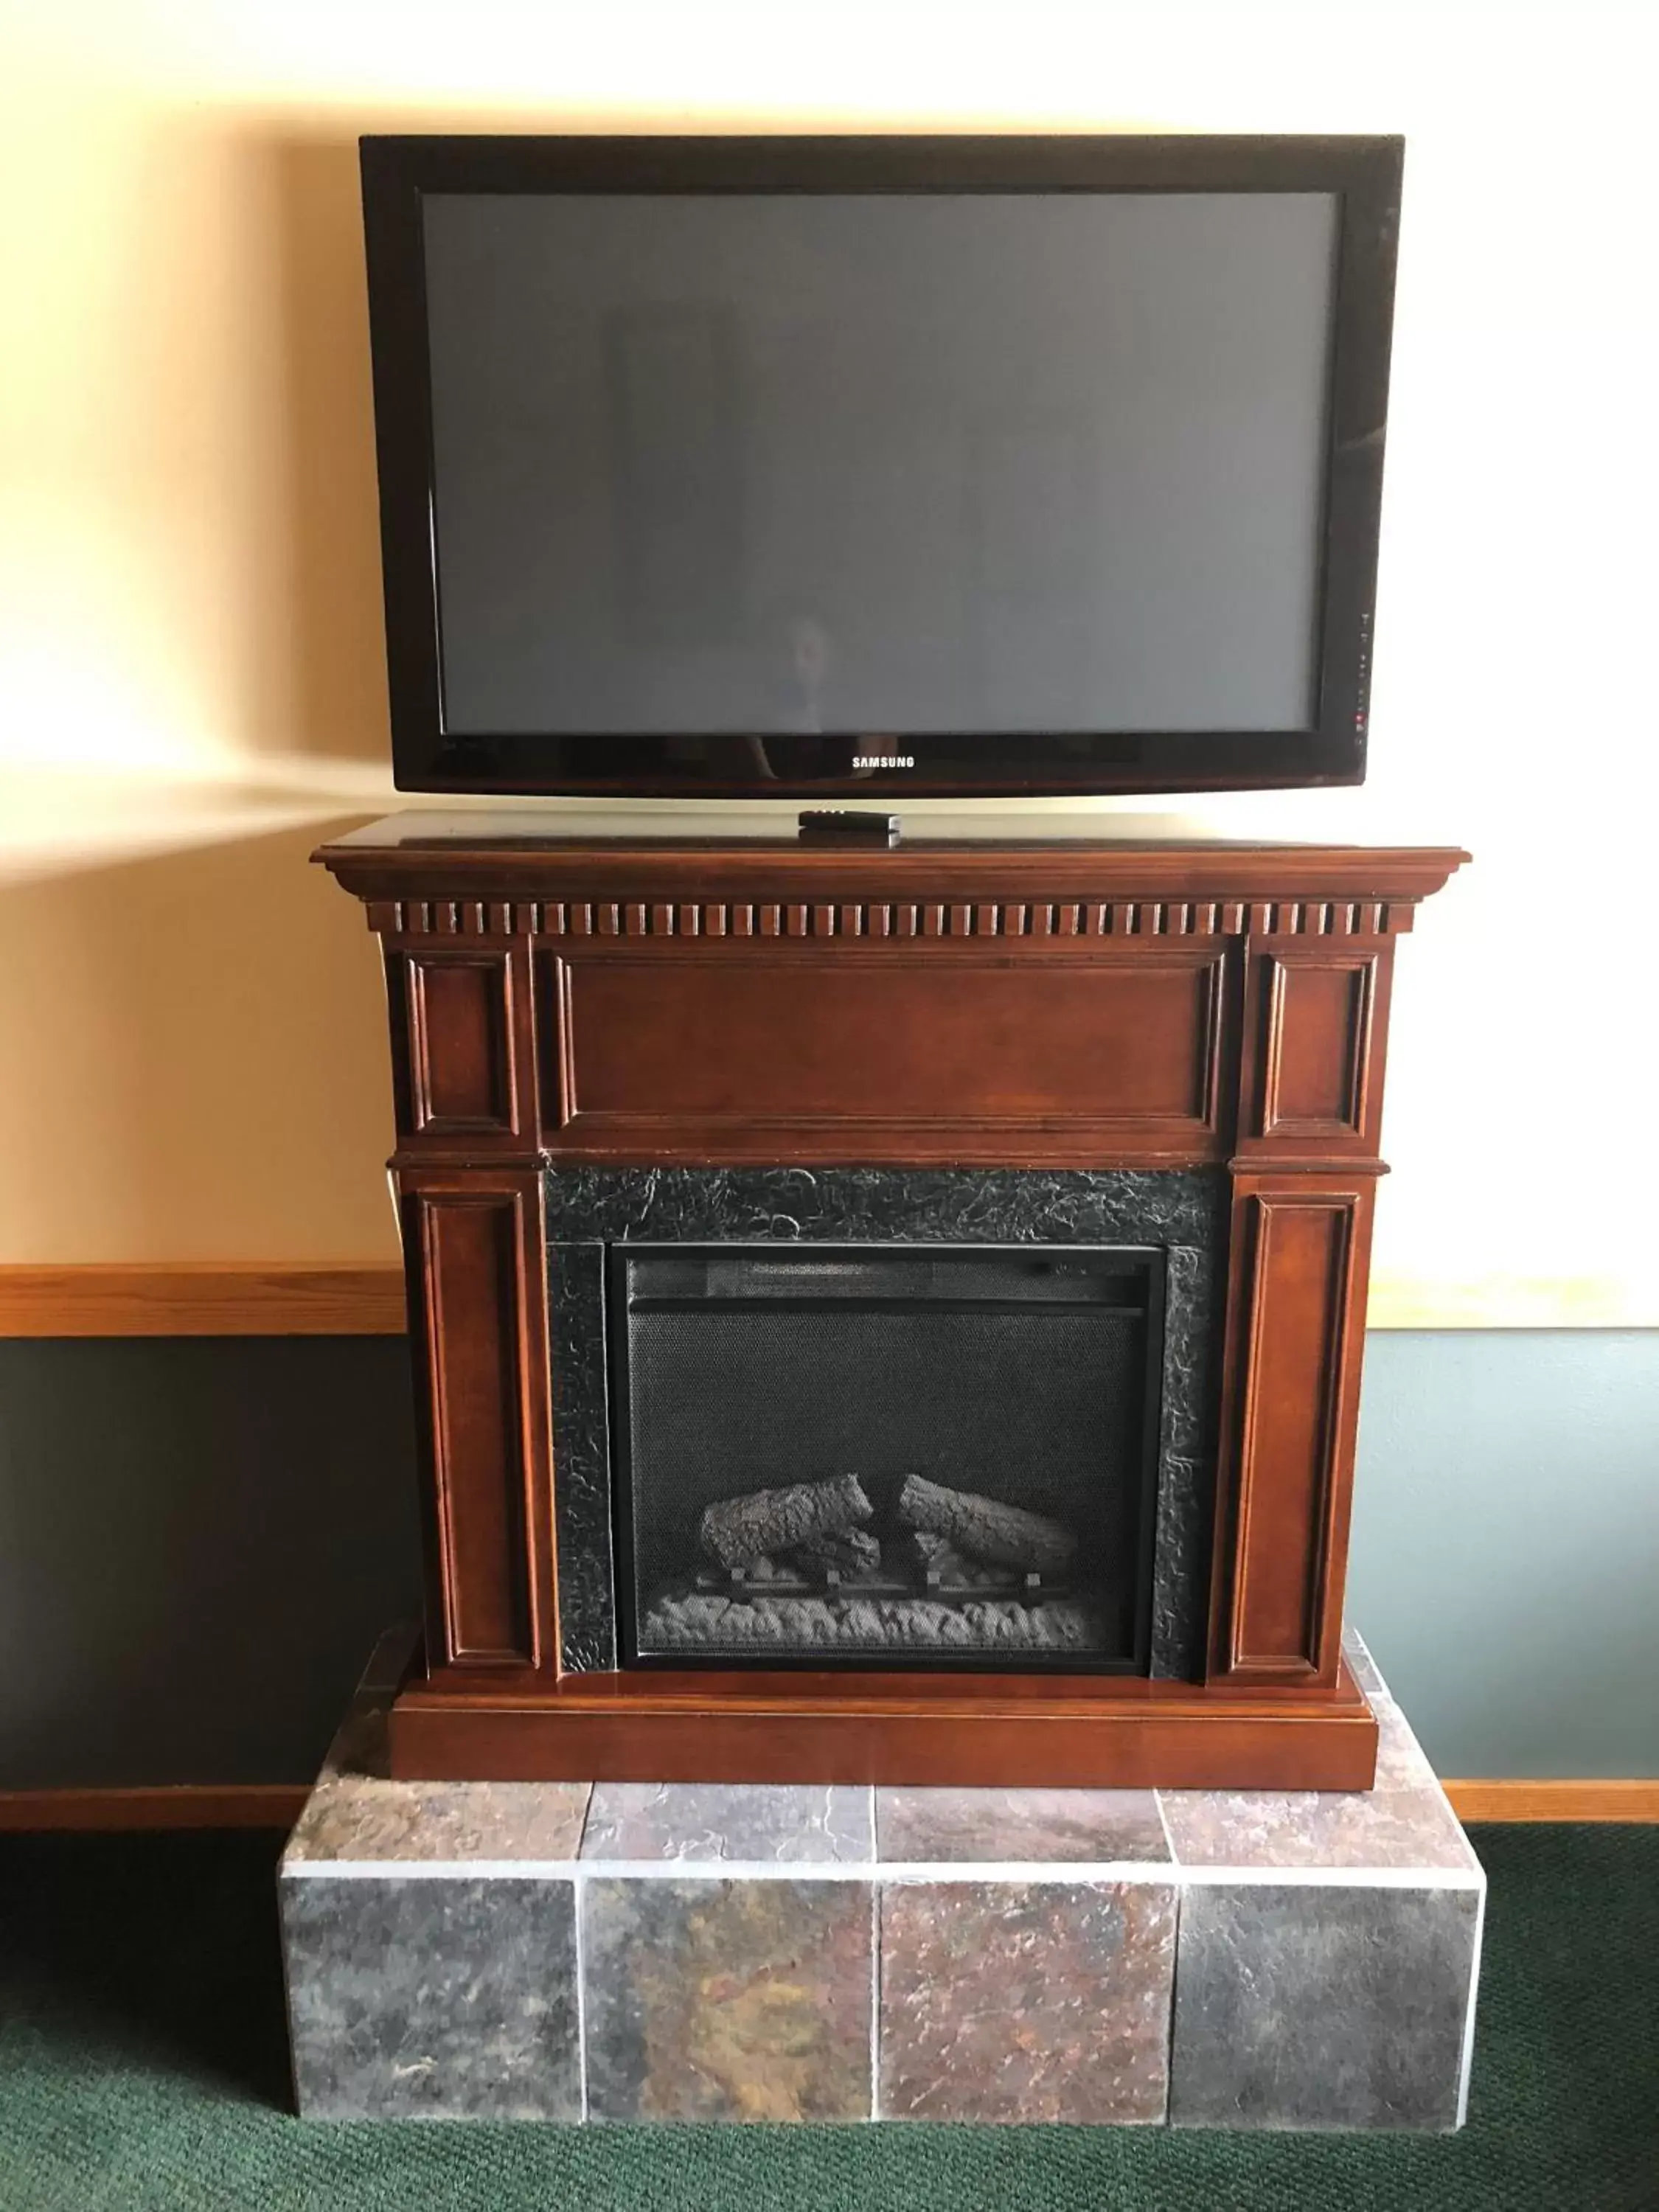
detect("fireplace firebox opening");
top-left (609, 1243), bottom-right (1166, 1673)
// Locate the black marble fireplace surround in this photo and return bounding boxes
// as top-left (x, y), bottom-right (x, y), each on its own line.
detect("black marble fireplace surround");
top-left (545, 1167), bottom-right (1225, 1682)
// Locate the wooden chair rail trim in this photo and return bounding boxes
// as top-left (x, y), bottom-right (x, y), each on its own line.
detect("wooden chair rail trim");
top-left (0, 1265), bottom-right (408, 1338)
top-left (0, 1263), bottom-right (1644, 1337)
top-left (0, 1784), bottom-right (310, 1832)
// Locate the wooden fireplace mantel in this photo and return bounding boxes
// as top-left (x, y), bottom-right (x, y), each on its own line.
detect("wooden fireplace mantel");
top-left (317, 817), bottom-right (1467, 1788)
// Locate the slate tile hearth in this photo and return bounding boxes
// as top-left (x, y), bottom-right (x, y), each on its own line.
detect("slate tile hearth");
top-left (279, 1630), bottom-right (1484, 2129)
top-left (875, 1784), bottom-right (1169, 1865)
top-left (880, 1881), bottom-right (1178, 2123)
top-left (582, 1780), bottom-right (874, 1865)
top-left (282, 1877), bottom-right (582, 2121)
top-left (582, 1878), bottom-right (874, 2122)
top-left (1169, 1883), bottom-right (1483, 2131)
top-left (1158, 1783), bottom-right (1476, 1874)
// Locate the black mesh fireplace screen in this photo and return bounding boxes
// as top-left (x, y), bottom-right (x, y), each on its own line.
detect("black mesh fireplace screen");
top-left (611, 1244), bottom-right (1164, 1670)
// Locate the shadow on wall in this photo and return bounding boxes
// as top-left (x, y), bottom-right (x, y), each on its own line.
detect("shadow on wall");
top-left (0, 823), bottom-right (397, 1260)
top-left (29, 117), bottom-right (403, 780)
top-left (0, 122), bottom-right (422, 1255)
top-left (263, 129), bottom-right (392, 770)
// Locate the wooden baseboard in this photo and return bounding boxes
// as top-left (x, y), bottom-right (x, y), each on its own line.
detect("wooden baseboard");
top-left (0, 1784), bottom-right (310, 1832)
top-left (6, 1778), bottom-right (1656, 1830)
top-left (0, 1263), bottom-right (406, 1337)
top-left (1444, 1779), bottom-right (1659, 1823)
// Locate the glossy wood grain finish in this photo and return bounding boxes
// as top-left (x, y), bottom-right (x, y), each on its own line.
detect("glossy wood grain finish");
top-left (318, 821), bottom-right (1465, 1787)
top-left (539, 942), bottom-right (1231, 1165)
top-left (387, 1655), bottom-right (1380, 1788)
top-left (1237, 937), bottom-right (1394, 1162)
top-left (1210, 1175), bottom-right (1377, 1688)
top-left (1442, 1781), bottom-right (1659, 1823)
top-left (386, 933), bottom-right (538, 1151)
top-left (405, 952), bottom-right (520, 1137)
top-left (399, 1170), bottom-right (557, 1673)
top-left (0, 1264), bottom-right (408, 1336)
top-left (0, 1784), bottom-right (313, 1832)
top-left (319, 819), bottom-right (1467, 911)
top-left (0, 1262), bottom-right (1573, 1338)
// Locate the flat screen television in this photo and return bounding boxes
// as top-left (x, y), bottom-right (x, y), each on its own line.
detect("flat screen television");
top-left (360, 134), bottom-right (1402, 799)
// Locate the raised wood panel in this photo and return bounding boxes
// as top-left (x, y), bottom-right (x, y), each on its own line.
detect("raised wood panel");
top-left (1237, 941), bottom-right (1394, 1161)
top-left (1213, 1178), bottom-right (1375, 1686)
top-left (1260, 952), bottom-right (1374, 1138)
top-left (540, 945), bottom-right (1231, 1162)
top-left (390, 940), bottom-right (540, 1150)
top-left (406, 953), bottom-right (519, 1136)
top-left (403, 1180), bottom-right (552, 1670)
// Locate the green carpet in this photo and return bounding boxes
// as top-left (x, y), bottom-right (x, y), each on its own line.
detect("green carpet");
top-left (1, 1825), bottom-right (1653, 2211)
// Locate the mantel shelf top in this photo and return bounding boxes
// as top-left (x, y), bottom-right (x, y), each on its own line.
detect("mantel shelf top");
top-left (316, 811), bottom-right (1469, 905)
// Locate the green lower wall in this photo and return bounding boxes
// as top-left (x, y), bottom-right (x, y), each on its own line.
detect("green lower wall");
top-left (1347, 1330), bottom-right (1659, 1780)
top-left (0, 1338), bottom-right (422, 1790)
top-left (1, 1330), bottom-right (1653, 1787)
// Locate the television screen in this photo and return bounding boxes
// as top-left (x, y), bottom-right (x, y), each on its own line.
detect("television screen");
top-left (361, 137), bottom-right (1402, 797)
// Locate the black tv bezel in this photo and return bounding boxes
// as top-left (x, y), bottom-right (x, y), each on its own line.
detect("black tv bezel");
top-left (360, 132), bottom-right (1403, 801)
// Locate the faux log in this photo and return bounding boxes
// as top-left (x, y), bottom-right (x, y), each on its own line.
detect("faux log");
top-left (699, 1473), bottom-right (873, 1569)
top-left (897, 1475), bottom-right (1077, 1573)
top-left (906, 1531), bottom-right (1011, 1589)
top-left (789, 1529), bottom-right (883, 1575)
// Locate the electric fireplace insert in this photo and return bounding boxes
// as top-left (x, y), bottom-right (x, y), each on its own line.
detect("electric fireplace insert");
top-left (612, 1242), bottom-right (1165, 1671)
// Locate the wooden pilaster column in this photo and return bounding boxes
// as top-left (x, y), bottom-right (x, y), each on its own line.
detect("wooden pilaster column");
top-left (1208, 916), bottom-right (1401, 1688)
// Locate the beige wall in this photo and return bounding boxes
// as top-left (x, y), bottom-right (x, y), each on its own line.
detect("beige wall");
top-left (2, 4), bottom-right (1656, 1313)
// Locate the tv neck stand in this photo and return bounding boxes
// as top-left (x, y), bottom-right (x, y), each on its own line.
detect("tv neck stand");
top-left (796, 810), bottom-right (902, 846)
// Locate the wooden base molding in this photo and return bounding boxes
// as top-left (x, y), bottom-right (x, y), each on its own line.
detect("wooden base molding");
top-left (0, 1264), bottom-right (406, 1338)
top-left (1444, 1780), bottom-right (1659, 1824)
top-left (388, 1661), bottom-right (1381, 1791)
top-left (0, 1784), bottom-right (310, 1832)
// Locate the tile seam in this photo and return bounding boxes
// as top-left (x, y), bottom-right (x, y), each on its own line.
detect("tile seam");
top-left (869, 1879), bottom-right (881, 2123)
top-left (1162, 1869), bottom-right (1183, 2129)
top-left (572, 1782), bottom-right (600, 1862)
top-left (572, 1867), bottom-right (590, 2124)
top-left (1153, 1787), bottom-right (1180, 1869)
top-left (1455, 1878), bottom-right (1487, 2129)
top-left (283, 1856), bottom-right (1481, 1888)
